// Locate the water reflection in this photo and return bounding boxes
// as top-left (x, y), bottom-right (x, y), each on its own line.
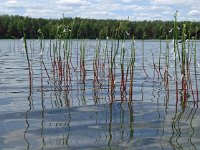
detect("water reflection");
top-left (169, 104), bottom-right (199, 150)
top-left (14, 101), bottom-right (200, 149)
top-left (0, 102), bottom-right (200, 149)
top-left (24, 82), bottom-right (32, 149)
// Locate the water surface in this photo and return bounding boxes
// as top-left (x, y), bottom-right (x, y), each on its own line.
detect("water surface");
top-left (0, 39), bottom-right (200, 149)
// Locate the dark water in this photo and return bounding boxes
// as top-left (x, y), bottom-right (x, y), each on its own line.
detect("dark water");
top-left (0, 39), bottom-right (200, 149)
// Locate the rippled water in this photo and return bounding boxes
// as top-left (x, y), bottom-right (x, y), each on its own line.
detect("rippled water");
top-left (0, 39), bottom-right (200, 149)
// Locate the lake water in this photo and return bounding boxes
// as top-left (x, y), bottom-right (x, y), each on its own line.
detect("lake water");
top-left (0, 39), bottom-right (200, 149)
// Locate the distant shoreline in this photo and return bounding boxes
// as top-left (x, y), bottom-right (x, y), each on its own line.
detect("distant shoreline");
top-left (0, 15), bottom-right (200, 39)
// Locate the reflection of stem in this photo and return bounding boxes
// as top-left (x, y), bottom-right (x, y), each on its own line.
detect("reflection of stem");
top-left (152, 52), bottom-right (156, 80)
top-left (141, 76), bottom-right (148, 102)
top-left (174, 110), bottom-right (184, 150)
top-left (187, 106), bottom-right (198, 150)
top-left (169, 106), bottom-right (185, 150)
top-left (24, 106), bottom-right (30, 150)
top-left (24, 84), bottom-right (33, 149)
top-left (108, 103), bottom-right (113, 150)
top-left (40, 55), bottom-right (46, 149)
top-left (42, 61), bottom-right (51, 80)
top-left (175, 77), bottom-right (179, 106)
top-left (65, 107), bottom-right (71, 145)
top-left (128, 102), bottom-right (134, 140)
top-left (142, 65), bottom-right (148, 77)
top-left (160, 100), bottom-right (168, 149)
top-left (169, 107), bottom-right (179, 149)
top-left (119, 103), bottom-right (124, 140)
top-left (194, 67), bottom-right (199, 102)
top-left (195, 82), bottom-right (199, 103)
top-left (154, 52), bottom-right (163, 80)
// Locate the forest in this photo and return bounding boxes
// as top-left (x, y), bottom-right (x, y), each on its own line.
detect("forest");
top-left (0, 14), bottom-right (200, 39)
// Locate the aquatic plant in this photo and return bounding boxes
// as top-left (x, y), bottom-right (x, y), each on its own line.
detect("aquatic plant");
top-left (120, 40), bottom-right (126, 98)
top-left (194, 27), bottom-right (199, 101)
top-left (142, 29), bottom-right (148, 76)
top-left (129, 36), bottom-right (136, 102)
top-left (172, 11), bottom-right (180, 105)
top-left (158, 26), bottom-right (163, 79)
top-left (21, 12), bottom-right (200, 108)
top-left (23, 32), bottom-right (32, 86)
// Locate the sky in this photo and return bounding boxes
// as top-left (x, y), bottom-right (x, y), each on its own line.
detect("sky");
top-left (0, 0), bottom-right (200, 21)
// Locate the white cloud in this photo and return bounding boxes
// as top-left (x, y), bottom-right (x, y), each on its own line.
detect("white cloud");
top-left (56, 0), bottom-right (90, 6)
top-left (121, 0), bottom-right (135, 3)
top-left (188, 10), bottom-right (200, 17)
top-left (188, 10), bottom-right (200, 16)
top-left (4, 0), bottom-right (21, 8)
top-left (153, 0), bottom-right (188, 4)
top-left (0, 0), bottom-right (200, 21)
top-left (121, 0), bottom-right (145, 2)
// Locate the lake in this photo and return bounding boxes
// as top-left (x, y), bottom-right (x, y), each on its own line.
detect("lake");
top-left (0, 39), bottom-right (200, 149)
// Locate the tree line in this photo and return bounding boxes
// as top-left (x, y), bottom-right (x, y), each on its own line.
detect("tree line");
top-left (0, 15), bottom-right (199, 39)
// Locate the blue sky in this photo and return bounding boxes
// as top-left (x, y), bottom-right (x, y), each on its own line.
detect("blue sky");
top-left (0, 0), bottom-right (200, 21)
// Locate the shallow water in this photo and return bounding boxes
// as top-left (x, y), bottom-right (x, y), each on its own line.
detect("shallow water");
top-left (0, 39), bottom-right (200, 149)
